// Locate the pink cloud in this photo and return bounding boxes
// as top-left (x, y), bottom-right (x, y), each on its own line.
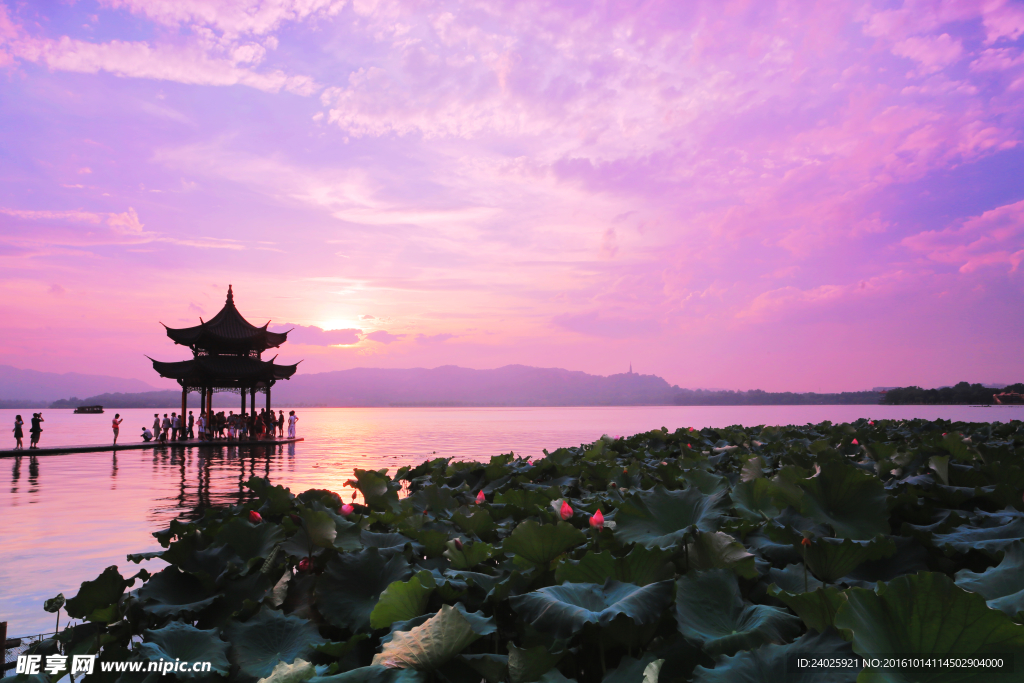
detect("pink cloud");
top-left (903, 199), bottom-right (1024, 273)
top-left (365, 330), bottom-right (405, 344)
top-left (892, 33), bottom-right (964, 74)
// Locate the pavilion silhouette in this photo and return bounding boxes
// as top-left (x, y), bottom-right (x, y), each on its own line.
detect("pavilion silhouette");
top-left (149, 285), bottom-right (299, 426)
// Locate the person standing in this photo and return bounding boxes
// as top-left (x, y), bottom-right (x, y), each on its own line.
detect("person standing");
top-left (153, 413), bottom-right (161, 440)
top-left (171, 412), bottom-right (180, 440)
top-left (112, 413), bottom-right (123, 445)
top-left (13, 414), bottom-right (24, 450)
top-left (287, 410), bottom-right (298, 439)
top-left (277, 410), bottom-right (285, 438)
top-left (187, 411), bottom-right (195, 439)
top-left (161, 414), bottom-right (171, 441)
top-left (197, 411), bottom-right (206, 441)
top-left (30, 413), bottom-right (44, 448)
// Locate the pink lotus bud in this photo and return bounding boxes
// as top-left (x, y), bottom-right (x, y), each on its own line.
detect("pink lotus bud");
top-left (340, 503), bottom-right (354, 516)
top-left (298, 557), bottom-right (310, 572)
top-left (660, 461), bottom-right (668, 466)
top-left (589, 509), bottom-right (604, 530)
top-left (453, 538), bottom-right (463, 551)
top-left (475, 490), bottom-right (486, 504)
top-left (351, 492), bottom-right (358, 501)
top-left (689, 427), bottom-right (695, 431)
top-left (560, 500), bottom-right (573, 520)
top-left (248, 510), bottom-right (262, 523)
top-left (942, 433), bottom-right (947, 437)
top-left (851, 438), bottom-right (859, 445)
top-left (869, 421), bottom-right (875, 425)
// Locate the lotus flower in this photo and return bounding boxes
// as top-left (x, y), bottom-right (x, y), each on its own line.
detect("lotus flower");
top-left (801, 536), bottom-right (811, 546)
top-left (453, 538), bottom-right (463, 551)
top-left (298, 557), bottom-right (310, 572)
top-left (560, 500), bottom-right (573, 520)
top-left (248, 510), bottom-right (262, 524)
top-left (475, 490), bottom-right (486, 504)
top-left (869, 421), bottom-right (875, 425)
top-left (340, 503), bottom-right (354, 516)
top-left (851, 438), bottom-right (859, 445)
top-left (589, 509), bottom-right (604, 530)
top-left (660, 461), bottom-right (668, 466)
top-left (609, 482), bottom-right (618, 488)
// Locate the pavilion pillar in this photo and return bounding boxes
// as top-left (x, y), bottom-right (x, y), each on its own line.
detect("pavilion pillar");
top-left (266, 386), bottom-right (271, 414)
top-left (241, 389), bottom-right (246, 415)
top-left (180, 387), bottom-right (187, 440)
top-left (250, 388), bottom-right (256, 415)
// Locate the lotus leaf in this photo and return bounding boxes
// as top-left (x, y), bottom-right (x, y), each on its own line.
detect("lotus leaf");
top-left (42, 593), bottom-right (64, 613)
top-left (371, 604), bottom-right (493, 670)
top-left (316, 548), bottom-right (412, 632)
top-left (554, 546), bottom-right (674, 586)
top-left (601, 654), bottom-right (663, 683)
top-left (136, 566), bottom-right (220, 617)
top-left (502, 520), bottom-right (586, 567)
top-left (834, 572), bottom-right (1024, 682)
top-left (309, 667), bottom-right (421, 683)
top-left (451, 508), bottom-right (497, 539)
top-left (351, 469), bottom-right (401, 512)
top-left (614, 486), bottom-right (728, 548)
top-left (509, 579), bottom-right (673, 640)
top-left (370, 571), bottom-right (436, 629)
top-left (802, 536), bottom-right (895, 583)
top-left (226, 608), bottom-right (325, 680)
top-left (797, 460), bottom-right (890, 539)
top-left (692, 629), bottom-right (858, 683)
top-left (932, 518), bottom-right (1024, 555)
top-left (687, 531), bottom-right (758, 578)
top-left (64, 566), bottom-right (129, 620)
top-left (767, 571), bottom-right (847, 633)
top-left (256, 658), bottom-right (315, 683)
top-left (443, 540), bottom-right (494, 570)
top-left (139, 621), bottom-right (231, 679)
top-left (731, 478), bottom-right (780, 521)
top-left (954, 541), bottom-right (1024, 618)
top-left (216, 517), bottom-right (287, 561)
top-left (460, 654), bottom-right (508, 683)
top-left (507, 644), bottom-right (564, 683)
top-left (675, 570), bottom-right (801, 656)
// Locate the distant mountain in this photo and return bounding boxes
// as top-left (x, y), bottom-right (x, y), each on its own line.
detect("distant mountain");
top-left (35, 364), bottom-right (888, 409)
top-left (0, 365), bottom-right (160, 403)
top-left (271, 365), bottom-right (680, 406)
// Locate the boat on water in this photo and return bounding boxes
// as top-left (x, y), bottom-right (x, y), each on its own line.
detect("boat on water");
top-left (993, 392), bottom-right (1024, 405)
top-left (73, 405), bottom-right (104, 414)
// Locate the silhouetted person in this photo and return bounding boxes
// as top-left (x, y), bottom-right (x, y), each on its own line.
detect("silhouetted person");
top-left (29, 413), bottom-right (43, 449)
top-left (141, 426), bottom-right (153, 442)
top-left (287, 410), bottom-right (298, 439)
top-left (112, 413), bottom-right (123, 445)
top-left (277, 410), bottom-right (285, 438)
top-left (13, 414), bottom-right (24, 450)
top-left (187, 411), bottom-right (195, 439)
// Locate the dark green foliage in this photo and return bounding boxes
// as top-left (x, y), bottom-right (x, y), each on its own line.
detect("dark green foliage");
top-left (13, 419), bottom-right (1024, 683)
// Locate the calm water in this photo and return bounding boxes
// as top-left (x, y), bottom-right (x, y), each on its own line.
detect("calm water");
top-left (1, 404), bottom-right (1019, 635)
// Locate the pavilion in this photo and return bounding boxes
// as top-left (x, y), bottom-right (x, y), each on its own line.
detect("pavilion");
top-left (149, 285), bottom-right (299, 428)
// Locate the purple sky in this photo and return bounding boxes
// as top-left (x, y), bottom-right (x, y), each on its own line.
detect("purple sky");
top-left (1, 0), bottom-right (1023, 392)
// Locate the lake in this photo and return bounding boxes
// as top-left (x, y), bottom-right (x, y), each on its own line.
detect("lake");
top-left (1, 404), bottom-right (1019, 635)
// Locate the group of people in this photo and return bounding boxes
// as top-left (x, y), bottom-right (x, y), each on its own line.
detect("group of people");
top-left (139, 409), bottom-right (297, 443)
top-left (11, 413), bottom-right (44, 449)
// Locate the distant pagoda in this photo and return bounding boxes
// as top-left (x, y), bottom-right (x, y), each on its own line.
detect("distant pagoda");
top-left (149, 285), bottom-right (299, 420)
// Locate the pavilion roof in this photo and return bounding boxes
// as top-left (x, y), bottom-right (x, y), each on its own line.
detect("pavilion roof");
top-left (163, 285), bottom-right (289, 352)
top-left (150, 355), bottom-right (299, 386)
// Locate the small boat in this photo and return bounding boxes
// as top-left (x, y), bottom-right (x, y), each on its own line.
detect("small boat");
top-left (994, 392), bottom-right (1024, 405)
top-left (73, 405), bottom-right (104, 414)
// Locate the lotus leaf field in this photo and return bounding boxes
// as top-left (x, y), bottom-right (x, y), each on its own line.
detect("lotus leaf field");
top-left (9, 418), bottom-right (1024, 683)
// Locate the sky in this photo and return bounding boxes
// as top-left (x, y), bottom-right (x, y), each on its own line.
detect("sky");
top-left (1, 0), bottom-right (1023, 393)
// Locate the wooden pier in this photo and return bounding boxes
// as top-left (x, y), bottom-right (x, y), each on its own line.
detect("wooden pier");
top-left (0, 438), bottom-right (303, 458)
